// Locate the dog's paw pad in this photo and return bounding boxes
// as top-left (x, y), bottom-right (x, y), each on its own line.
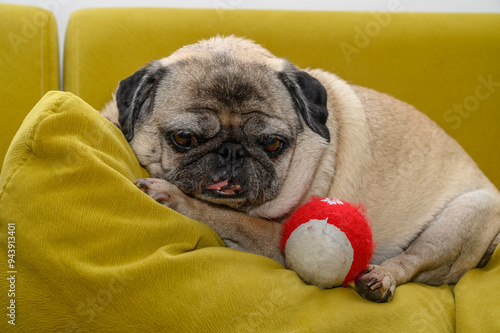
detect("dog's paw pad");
top-left (354, 265), bottom-right (396, 303)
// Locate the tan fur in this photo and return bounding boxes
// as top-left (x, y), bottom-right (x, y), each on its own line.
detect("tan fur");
top-left (103, 36), bottom-right (500, 302)
top-left (101, 96), bottom-right (119, 124)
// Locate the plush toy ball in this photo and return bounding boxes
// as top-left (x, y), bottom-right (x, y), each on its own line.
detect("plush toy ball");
top-left (280, 197), bottom-right (375, 289)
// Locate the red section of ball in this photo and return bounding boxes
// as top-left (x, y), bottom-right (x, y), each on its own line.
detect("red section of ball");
top-left (281, 197), bottom-right (375, 285)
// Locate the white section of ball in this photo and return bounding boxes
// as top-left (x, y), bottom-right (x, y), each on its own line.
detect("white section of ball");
top-left (284, 218), bottom-right (354, 289)
top-left (321, 198), bottom-right (344, 205)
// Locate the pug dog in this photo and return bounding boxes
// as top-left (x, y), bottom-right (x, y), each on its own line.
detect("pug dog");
top-left (102, 36), bottom-right (500, 302)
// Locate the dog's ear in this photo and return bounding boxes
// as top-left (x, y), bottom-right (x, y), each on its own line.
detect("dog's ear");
top-left (278, 66), bottom-right (330, 142)
top-left (116, 61), bottom-right (168, 141)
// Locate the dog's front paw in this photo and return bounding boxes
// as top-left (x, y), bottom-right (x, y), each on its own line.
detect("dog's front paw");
top-left (354, 265), bottom-right (396, 303)
top-left (134, 178), bottom-right (187, 212)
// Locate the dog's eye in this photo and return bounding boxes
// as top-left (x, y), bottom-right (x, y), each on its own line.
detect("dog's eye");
top-left (172, 132), bottom-right (197, 149)
top-left (263, 137), bottom-right (282, 153)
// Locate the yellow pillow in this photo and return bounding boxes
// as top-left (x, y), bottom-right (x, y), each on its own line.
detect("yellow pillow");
top-left (3, 91), bottom-right (498, 331)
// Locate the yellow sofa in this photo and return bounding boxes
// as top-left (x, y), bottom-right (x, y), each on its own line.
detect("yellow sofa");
top-left (1, 5), bottom-right (499, 332)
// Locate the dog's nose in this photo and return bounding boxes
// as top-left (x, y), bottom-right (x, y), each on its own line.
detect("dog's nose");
top-left (216, 142), bottom-right (248, 164)
top-left (210, 142), bottom-right (248, 186)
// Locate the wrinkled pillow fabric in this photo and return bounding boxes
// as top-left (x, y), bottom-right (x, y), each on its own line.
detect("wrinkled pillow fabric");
top-left (2, 91), bottom-right (497, 331)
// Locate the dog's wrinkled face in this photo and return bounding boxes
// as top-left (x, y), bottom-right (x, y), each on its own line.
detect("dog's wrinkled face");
top-left (116, 37), bottom-right (329, 211)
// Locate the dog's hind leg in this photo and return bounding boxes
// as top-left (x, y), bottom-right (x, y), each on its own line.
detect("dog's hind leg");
top-left (355, 188), bottom-right (500, 302)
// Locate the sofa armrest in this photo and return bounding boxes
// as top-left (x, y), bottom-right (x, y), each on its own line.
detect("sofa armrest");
top-left (0, 4), bottom-right (59, 170)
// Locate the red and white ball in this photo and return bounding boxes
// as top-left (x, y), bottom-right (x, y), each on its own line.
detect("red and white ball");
top-left (280, 197), bottom-right (375, 289)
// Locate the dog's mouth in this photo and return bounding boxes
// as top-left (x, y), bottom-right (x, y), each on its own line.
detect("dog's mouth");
top-left (204, 179), bottom-right (244, 196)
